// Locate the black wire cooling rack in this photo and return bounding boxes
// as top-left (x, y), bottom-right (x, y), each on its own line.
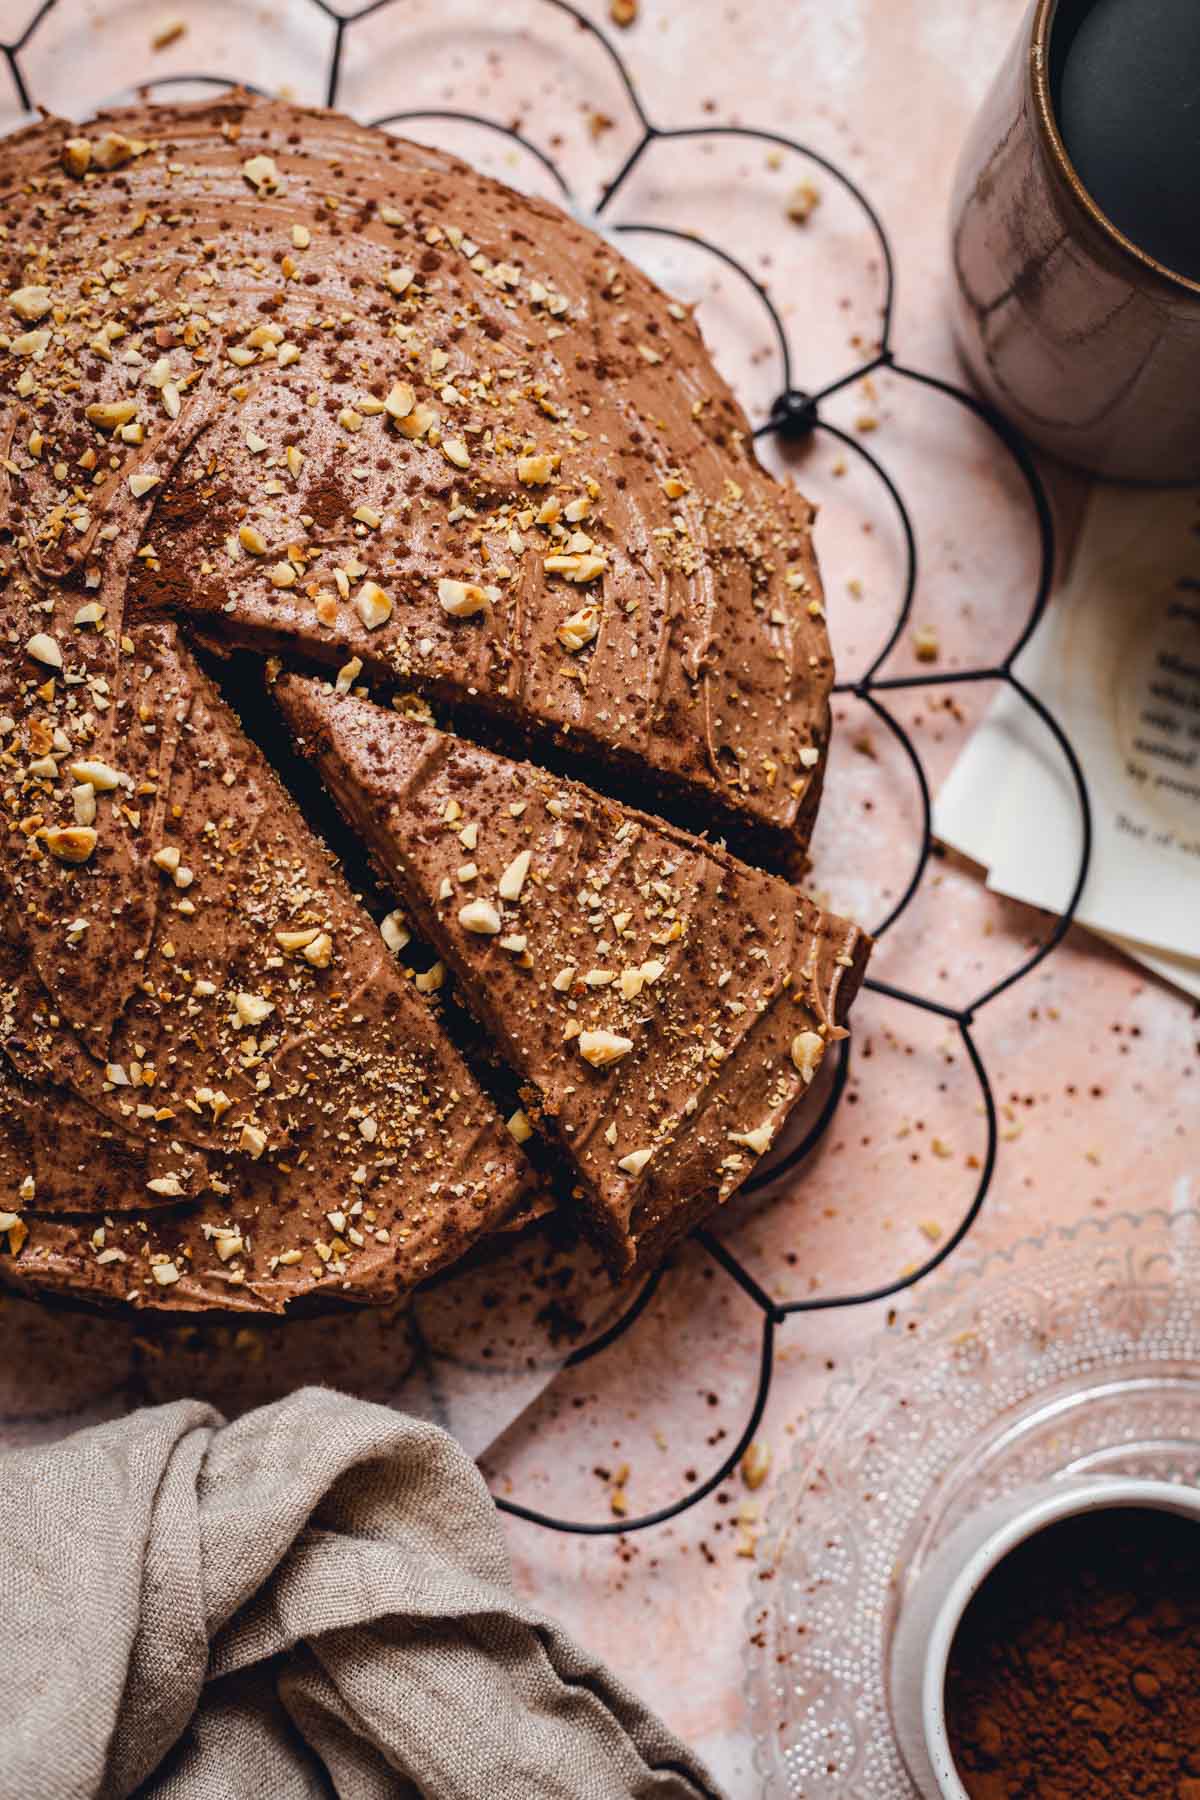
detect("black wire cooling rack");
top-left (1, 0), bottom-right (1093, 1537)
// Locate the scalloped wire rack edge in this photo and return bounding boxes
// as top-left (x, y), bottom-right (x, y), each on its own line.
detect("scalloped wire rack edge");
top-left (1, 0), bottom-right (1093, 1537)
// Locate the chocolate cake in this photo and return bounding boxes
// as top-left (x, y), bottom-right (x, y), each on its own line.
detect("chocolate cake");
top-left (277, 678), bottom-right (869, 1276)
top-left (0, 92), bottom-right (866, 1313)
top-left (0, 619), bottom-right (533, 1312)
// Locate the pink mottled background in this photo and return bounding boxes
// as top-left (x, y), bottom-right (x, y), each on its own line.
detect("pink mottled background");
top-left (0, 1), bottom-right (1197, 1791)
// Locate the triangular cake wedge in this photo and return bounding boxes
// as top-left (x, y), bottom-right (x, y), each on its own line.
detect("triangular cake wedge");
top-left (277, 677), bottom-right (871, 1276)
top-left (0, 614), bottom-right (532, 1312)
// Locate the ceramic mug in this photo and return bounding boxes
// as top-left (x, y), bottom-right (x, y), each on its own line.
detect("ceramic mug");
top-left (949, 0), bottom-right (1200, 483)
top-left (888, 1475), bottom-right (1200, 1798)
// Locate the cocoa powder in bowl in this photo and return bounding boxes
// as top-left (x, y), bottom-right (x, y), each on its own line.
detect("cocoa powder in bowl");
top-left (944, 1506), bottom-right (1200, 1799)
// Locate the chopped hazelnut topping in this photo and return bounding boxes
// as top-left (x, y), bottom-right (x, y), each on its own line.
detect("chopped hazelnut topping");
top-left (26, 632), bottom-right (63, 669)
top-left (556, 605), bottom-right (600, 652)
top-left (276, 926), bottom-right (319, 952)
top-left (785, 181), bottom-right (821, 225)
top-left (9, 286), bottom-right (51, 322)
top-left (395, 404), bottom-right (436, 440)
top-left (506, 1108), bottom-right (534, 1144)
top-left (458, 898), bottom-right (502, 935)
top-left (437, 578), bottom-right (496, 619)
top-left (380, 909), bottom-right (411, 953)
top-left (729, 1123), bottom-right (774, 1156)
top-left (617, 1146), bottom-right (653, 1176)
top-left (39, 826), bottom-right (97, 864)
top-left (354, 581), bottom-right (393, 629)
top-left (148, 1175), bottom-right (186, 1198)
top-left (240, 1124), bottom-right (268, 1160)
top-left (517, 452), bottom-right (557, 485)
top-left (498, 849), bottom-right (532, 901)
top-left (234, 991), bottom-right (274, 1028)
top-left (790, 1030), bottom-right (824, 1084)
top-left (385, 380), bottom-right (417, 421)
top-left (241, 154), bottom-right (281, 194)
top-left (741, 1440), bottom-right (771, 1489)
top-left (578, 1028), bottom-right (634, 1068)
top-left (93, 132), bottom-right (145, 171)
top-left (69, 759), bottom-right (124, 792)
top-left (544, 552), bottom-right (606, 583)
top-left (62, 137), bottom-right (93, 176)
top-left (85, 400), bottom-right (138, 432)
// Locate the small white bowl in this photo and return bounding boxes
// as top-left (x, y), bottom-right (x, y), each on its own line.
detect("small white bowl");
top-left (889, 1475), bottom-right (1200, 1798)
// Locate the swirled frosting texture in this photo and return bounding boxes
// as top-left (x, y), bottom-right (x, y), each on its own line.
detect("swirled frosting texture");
top-left (279, 678), bottom-right (868, 1277)
top-left (0, 94), bottom-right (849, 1313)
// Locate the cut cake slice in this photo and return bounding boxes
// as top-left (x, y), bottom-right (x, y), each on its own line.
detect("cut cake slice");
top-left (0, 620), bottom-right (532, 1312)
top-left (277, 676), bottom-right (871, 1275)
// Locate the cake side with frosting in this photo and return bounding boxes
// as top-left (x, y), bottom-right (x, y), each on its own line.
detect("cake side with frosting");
top-left (0, 93), bottom-right (857, 1313)
top-left (277, 676), bottom-right (869, 1276)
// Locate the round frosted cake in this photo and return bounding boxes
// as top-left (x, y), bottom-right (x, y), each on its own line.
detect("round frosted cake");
top-left (0, 94), bottom-right (866, 1314)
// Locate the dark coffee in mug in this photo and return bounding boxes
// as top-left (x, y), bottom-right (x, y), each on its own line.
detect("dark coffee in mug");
top-left (1053, 0), bottom-right (1200, 285)
top-left (950, 0), bottom-right (1200, 482)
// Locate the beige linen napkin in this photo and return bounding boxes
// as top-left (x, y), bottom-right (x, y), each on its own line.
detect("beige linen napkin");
top-left (0, 1387), bottom-right (723, 1800)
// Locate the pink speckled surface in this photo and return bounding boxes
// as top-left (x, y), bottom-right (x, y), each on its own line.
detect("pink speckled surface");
top-left (1, 2), bottom-right (1197, 1792)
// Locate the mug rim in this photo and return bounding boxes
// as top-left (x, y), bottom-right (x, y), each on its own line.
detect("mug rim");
top-left (1030, 0), bottom-right (1200, 300)
top-left (919, 1476), bottom-right (1200, 1800)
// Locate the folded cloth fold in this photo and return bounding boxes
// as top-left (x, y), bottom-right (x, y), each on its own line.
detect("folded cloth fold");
top-left (0, 1388), bottom-right (723, 1800)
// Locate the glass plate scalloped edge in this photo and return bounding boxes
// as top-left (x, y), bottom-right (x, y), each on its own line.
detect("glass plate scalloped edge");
top-left (743, 1207), bottom-right (1200, 1797)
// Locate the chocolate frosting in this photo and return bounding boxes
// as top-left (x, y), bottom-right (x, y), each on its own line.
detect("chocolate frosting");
top-left (36, 91), bottom-right (828, 864)
top-left (0, 93), bottom-right (855, 1311)
top-left (0, 615), bottom-right (530, 1311)
top-left (278, 677), bottom-right (869, 1275)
